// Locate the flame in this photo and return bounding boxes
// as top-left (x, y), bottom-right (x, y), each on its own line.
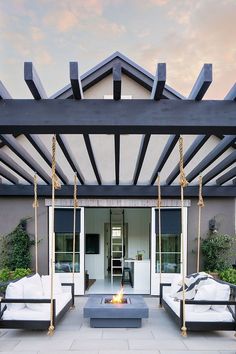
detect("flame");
top-left (111, 287), bottom-right (124, 304)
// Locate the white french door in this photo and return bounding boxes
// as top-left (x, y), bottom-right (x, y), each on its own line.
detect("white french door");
top-left (151, 207), bottom-right (187, 295)
top-left (49, 207), bottom-right (84, 295)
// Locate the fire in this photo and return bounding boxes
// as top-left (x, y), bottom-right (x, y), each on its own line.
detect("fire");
top-left (111, 287), bottom-right (124, 304)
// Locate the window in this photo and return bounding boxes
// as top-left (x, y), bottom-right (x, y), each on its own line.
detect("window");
top-left (155, 209), bottom-right (181, 273)
top-left (54, 209), bottom-right (81, 273)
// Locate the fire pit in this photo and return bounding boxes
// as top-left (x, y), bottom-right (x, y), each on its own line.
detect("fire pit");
top-left (83, 291), bottom-right (149, 328)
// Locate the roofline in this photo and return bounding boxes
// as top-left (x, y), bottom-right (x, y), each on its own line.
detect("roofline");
top-left (50, 51), bottom-right (185, 100)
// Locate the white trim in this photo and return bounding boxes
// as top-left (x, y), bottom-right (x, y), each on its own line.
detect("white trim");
top-left (48, 206), bottom-right (85, 295)
top-left (45, 198), bottom-right (191, 208)
top-left (151, 207), bottom-right (188, 295)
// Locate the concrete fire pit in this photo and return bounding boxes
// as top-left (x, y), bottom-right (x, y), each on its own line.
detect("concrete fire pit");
top-left (83, 295), bottom-right (149, 328)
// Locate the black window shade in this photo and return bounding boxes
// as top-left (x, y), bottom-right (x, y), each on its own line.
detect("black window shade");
top-left (55, 208), bottom-right (81, 233)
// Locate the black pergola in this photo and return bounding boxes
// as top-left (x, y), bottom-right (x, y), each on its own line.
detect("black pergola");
top-left (0, 52), bottom-right (236, 197)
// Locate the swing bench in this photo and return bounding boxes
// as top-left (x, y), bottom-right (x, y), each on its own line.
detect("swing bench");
top-left (160, 278), bottom-right (236, 332)
top-left (0, 274), bottom-right (74, 330)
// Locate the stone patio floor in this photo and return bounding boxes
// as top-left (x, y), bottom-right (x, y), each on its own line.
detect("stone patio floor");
top-left (0, 296), bottom-right (235, 354)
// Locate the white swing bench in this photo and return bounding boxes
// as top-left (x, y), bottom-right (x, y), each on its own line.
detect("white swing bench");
top-left (160, 273), bottom-right (236, 332)
top-left (0, 273), bottom-right (74, 330)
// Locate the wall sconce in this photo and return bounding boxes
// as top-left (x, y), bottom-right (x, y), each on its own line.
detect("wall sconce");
top-left (209, 218), bottom-right (218, 234)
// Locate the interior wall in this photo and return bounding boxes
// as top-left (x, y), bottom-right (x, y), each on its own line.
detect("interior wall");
top-left (124, 208), bottom-right (151, 259)
top-left (85, 208), bottom-right (110, 279)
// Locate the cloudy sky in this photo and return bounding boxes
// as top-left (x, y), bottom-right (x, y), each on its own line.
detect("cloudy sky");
top-left (0, 0), bottom-right (236, 98)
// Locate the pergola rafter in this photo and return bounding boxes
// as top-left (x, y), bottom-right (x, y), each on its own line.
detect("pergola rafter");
top-left (216, 166), bottom-right (236, 185)
top-left (202, 150), bottom-right (236, 185)
top-left (0, 134), bottom-right (51, 184)
top-left (0, 165), bottom-right (19, 184)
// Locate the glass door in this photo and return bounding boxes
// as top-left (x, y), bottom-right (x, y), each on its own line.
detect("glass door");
top-left (151, 207), bottom-right (187, 295)
top-left (49, 207), bottom-right (84, 295)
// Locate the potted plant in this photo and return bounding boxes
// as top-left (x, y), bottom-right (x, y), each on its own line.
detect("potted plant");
top-left (201, 233), bottom-right (235, 276)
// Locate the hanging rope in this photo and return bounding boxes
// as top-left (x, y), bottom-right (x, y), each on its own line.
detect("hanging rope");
top-left (33, 173), bottom-right (39, 274)
top-left (197, 175), bottom-right (204, 273)
top-left (179, 136), bottom-right (188, 337)
top-left (48, 135), bottom-right (61, 336)
top-left (157, 173), bottom-right (162, 308)
top-left (72, 173), bottom-right (78, 308)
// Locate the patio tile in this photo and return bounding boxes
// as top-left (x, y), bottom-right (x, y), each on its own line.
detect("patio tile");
top-left (183, 337), bottom-right (236, 351)
top-left (129, 339), bottom-right (187, 350)
top-left (102, 329), bottom-right (154, 339)
top-left (0, 340), bottom-right (20, 351)
top-left (71, 339), bottom-right (129, 351)
top-left (99, 351), bottom-right (160, 354)
top-left (13, 339), bottom-right (73, 351)
top-left (159, 351), bottom-right (221, 354)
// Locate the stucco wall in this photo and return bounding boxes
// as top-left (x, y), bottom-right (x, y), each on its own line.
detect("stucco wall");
top-left (187, 198), bottom-right (236, 273)
top-left (0, 197), bottom-right (48, 275)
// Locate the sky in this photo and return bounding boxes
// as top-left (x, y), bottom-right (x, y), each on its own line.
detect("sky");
top-left (0, 0), bottom-right (236, 99)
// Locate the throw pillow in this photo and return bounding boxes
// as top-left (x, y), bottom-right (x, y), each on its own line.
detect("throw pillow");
top-left (193, 284), bottom-right (217, 312)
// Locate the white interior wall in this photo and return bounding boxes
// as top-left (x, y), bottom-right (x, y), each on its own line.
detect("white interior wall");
top-left (124, 208), bottom-right (151, 260)
top-left (85, 208), bottom-right (110, 279)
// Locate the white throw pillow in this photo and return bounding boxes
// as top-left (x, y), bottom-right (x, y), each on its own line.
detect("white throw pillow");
top-left (41, 274), bottom-right (63, 297)
top-left (170, 275), bottom-right (182, 298)
top-left (23, 282), bottom-right (49, 312)
top-left (5, 277), bottom-right (26, 310)
top-left (25, 273), bottom-right (43, 294)
top-left (212, 283), bottom-right (230, 313)
top-left (193, 284), bottom-right (217, 312)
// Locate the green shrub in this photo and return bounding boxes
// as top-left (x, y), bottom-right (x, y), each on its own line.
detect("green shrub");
top-left (201, 233), bottom-right (235, 272)
top-left (0, 219), bottom-right (34, 270)
top-left (219, 268), bottom-right (236, 285)
top-left (0, 267), bottom-right (31, 282)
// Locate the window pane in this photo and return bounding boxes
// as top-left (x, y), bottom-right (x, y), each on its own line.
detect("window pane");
top-left (156, 234), bottom-right (180, 253)
top-left (156, 253), bottom-right (181, 273)
top-left (55, 233), bottom-right (80, 252)
top-left (55, 253), bottom-right (80, 273)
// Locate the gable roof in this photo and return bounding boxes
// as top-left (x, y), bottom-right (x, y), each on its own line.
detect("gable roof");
top-left (50, 51), bottom-right (185, 100)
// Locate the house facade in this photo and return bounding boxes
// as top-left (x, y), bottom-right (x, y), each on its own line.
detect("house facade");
top-left (0, 52), bottom-right (235, 295)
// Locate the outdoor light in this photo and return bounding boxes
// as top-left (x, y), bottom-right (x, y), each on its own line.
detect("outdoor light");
top-left (209, 218), bottom-right (218, 234)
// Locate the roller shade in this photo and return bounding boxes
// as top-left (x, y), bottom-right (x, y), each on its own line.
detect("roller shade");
top-left (55, 208), bottom-right (81, 233)
top-left (155, 209), bottom-right (181, 234)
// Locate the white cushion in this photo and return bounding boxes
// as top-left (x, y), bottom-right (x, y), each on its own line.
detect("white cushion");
top-left (212, 282), bottom-right (230, 312)
top-left (193, 284), bottom-right (217, 312)
top-left (41, 274), bottom-right (63, 297)
top-left (2, 292), bottom-right (72, 321)
top-left (163, 292), bottom-right (233, 322)
top-left (5, 277), bottom-right (26, 310)
top-left (25, 273), bottom-right (43, 294)
top-left (23, 281), bottom-right (49, 312)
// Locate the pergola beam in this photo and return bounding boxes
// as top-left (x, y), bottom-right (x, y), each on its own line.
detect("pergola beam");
top-left (151, 63), bottom-right (166, 100)
top-left (25, 134), bottom-right (69, 184)
top-left (83, 134), bottom-right (101, 185)
top-left (0, 134), bottom-right (51, 184)
top-left (150, 135), bottom-right (179, 185)
top-left (0, 185), bottom-right (235, 197)
top-left (166, 135), bottom-right (209, 185)
top-left (0, 81), bottom-right (12, 99)
top-left (56, 134), bottom-right (84, 185)
top-left (133, 134), bottom-right (151, 185)
top-left (114, 134), bottom-right (120, 185)
top-left (0, 165), bottom-right (19, 184)
top-left (188, 64), bottom-right (212, 100)
top-left (186, 135), bottom-right (236, 182)
top-left (202, 150), bottom-right (236, 185)
top-left (70, 62), bottom-right (83, 100)
top-left (0, 150), bottom-right (34, 184)
top-left (113, 63), bottom-right (122, 100)
top-left (24, 62), bottom-right (47, 99)
top-left (0, 100), bottom-right (235, 135)
top-left (224, 83), bottom-right (236, 101)
top-left (216, 166), bottom-right (236, 185)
